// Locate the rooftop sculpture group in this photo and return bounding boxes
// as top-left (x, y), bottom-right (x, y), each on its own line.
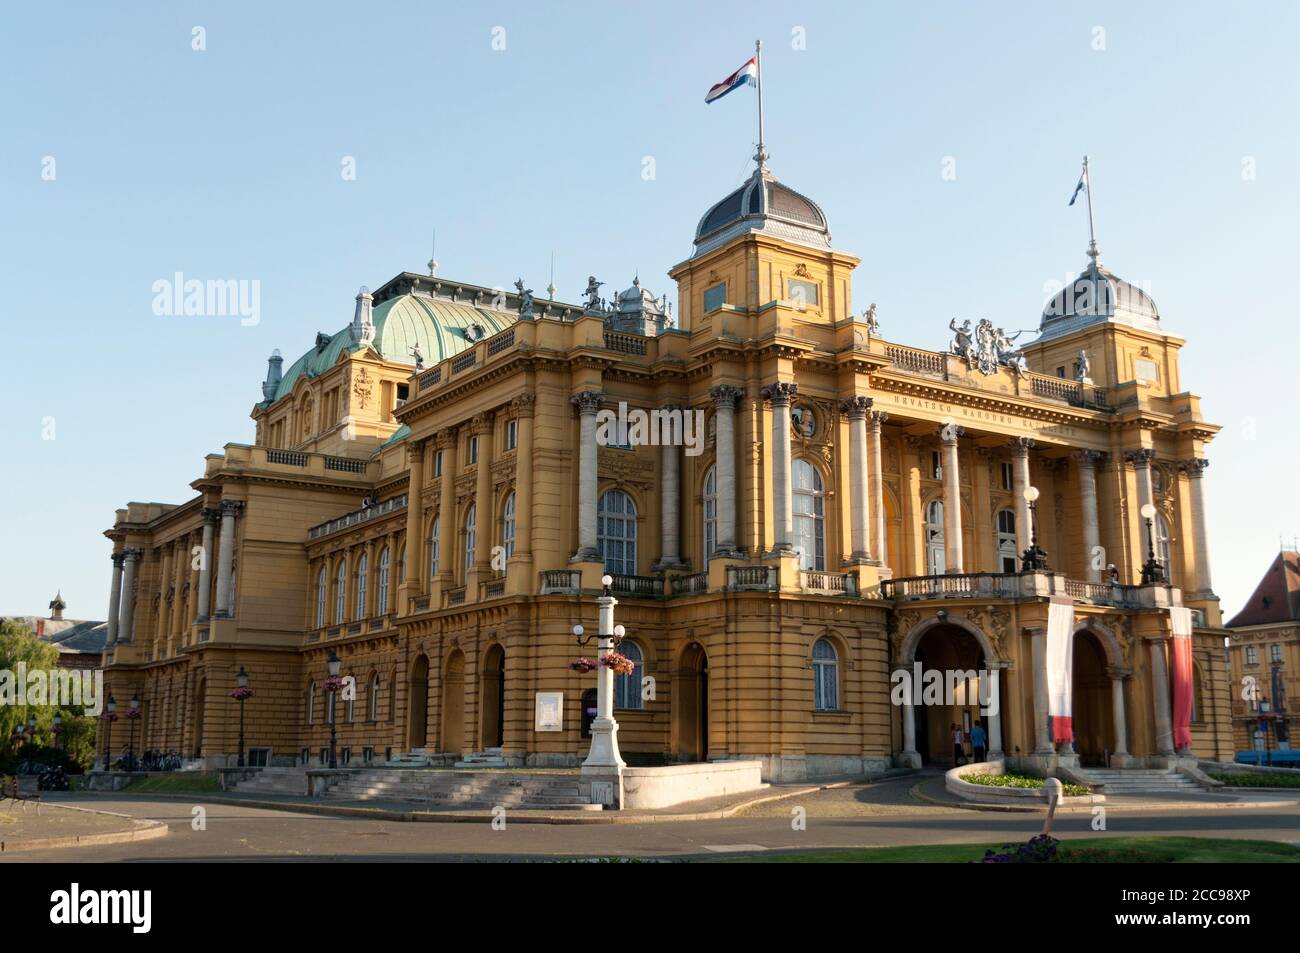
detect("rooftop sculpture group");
top-left (948, 318), bottom-right (1027, 376)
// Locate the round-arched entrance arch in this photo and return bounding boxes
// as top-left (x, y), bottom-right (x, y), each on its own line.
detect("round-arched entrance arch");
top-left (441, 650), bottom-right (464, 754)
top-left (1070, 624), bottom-right (1125, 765)
top-left (673, 643), bottom-right (709, 762)
top-left (408, 655), bottom-right (429, 749)
top-left (481, 644), bottom-right (506, 750)
top-left (911, 624), bottom-right (987, 765)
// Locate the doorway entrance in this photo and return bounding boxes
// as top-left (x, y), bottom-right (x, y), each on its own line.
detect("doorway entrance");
top-left (408, 654), bottom-right (429, 749)
top-left (674, 642), bottom-right (709, 761)
top-left (441, 650), bottom-right (464, 754)
top-left (1071, 630), bottom-right (1114, 766)
top-left (481, 644), bottom-right (505, 749)
top-left (913, 624), bottom-right (988, 766)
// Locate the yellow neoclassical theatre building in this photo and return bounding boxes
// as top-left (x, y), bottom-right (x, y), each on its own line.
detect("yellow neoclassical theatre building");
top-left (98, 156), bottom-right (1235, 782)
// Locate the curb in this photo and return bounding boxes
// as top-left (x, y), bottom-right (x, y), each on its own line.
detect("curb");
top-left (0, 802), bottom-right (169, 854)
top-left (908, 782), bottom-right (1299, 814)
top-left (72, 772), bottom-right (915, 825)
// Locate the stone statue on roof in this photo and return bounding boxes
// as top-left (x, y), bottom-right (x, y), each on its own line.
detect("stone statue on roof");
top-left (583, 276), bottom-right (605, 312)
top-left (515, 279), bottom-right (535, 318)
top-left (410, 341), bottom-right (424, 371)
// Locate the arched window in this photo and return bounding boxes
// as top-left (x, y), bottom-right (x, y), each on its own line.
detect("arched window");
top-left (925, 500), bottom-right (946, 575)
top-left (1153, 512), bottom-right (1172, 577)
top-left (615, 640), bottom-right (644, 710)
top-left (355, 552), bottom-right (368, 621)
top-left (307, 682), bottom-right (317, 724)
top-left (996, 510), bottom-right (1017, 573)
top-left (314, 566), bottom-right (326, 628)
top-left (464, 504), bottom-right (477, 581)
top-left (501, 493), bottom-right (516, 568)
top-left (429, 516), bottom-right (440, 578)
top-left (376, 546), bottom-right (390, 614)
top-left (598, 490), bottom-right (637, 575)
top-left (702, 465), bottom-right (717, 562)
top-left (369, 672), bottom-right (381, 722)
top-left (334, 559), bottom-right (347, 624)
top-left (813, 639), bottom-right (839, 711)
top-left (792, 459), bottom-right (825, 571)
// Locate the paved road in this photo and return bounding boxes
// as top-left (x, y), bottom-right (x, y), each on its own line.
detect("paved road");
top-left (7, 776), bottom-right (1299, 861)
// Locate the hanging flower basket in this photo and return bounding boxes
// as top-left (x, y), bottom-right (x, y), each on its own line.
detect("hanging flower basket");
top-left (230, 687), bottom-right (255, 701)
top-left (569, 657), bottom-right (598, 674)
top-left (101, 711), bottom-right (118, 723)
top-left (126, 708), bottom-right (141, 720)
top-left (601, 652), bottom-right (636, 676)
top-left (324, 675), bottom-right (346, 692)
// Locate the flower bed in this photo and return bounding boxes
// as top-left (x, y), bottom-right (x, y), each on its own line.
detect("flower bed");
top-left (1210, 771), bottom-right (1300, 789)
top-left (964, 773), bottom-right (1090, 797)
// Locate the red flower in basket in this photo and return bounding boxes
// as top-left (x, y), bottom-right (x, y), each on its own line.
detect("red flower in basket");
top-left (230, 687), bottom-right (255, 701)
top-left (324, 675), bottom-right (347, 692)
top-left (569, 657), bottom-right (598, 674)
top-left (601, 652), bottom-right (636, 676)
top-left (126, 708), bottom-right (141, 720)
top-left (101, 711), bottom-right (119, 722)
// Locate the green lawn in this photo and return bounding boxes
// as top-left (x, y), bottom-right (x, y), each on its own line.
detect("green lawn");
top-left (722, 837), bottom-right (1300, 863)
top-left (122, 773), bottom-right (222, 793)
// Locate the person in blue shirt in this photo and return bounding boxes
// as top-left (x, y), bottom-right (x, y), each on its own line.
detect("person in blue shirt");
top-left (970, 720), bottom-right (988, 763)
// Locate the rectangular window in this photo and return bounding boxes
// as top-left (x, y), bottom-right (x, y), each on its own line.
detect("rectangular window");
top-left (1271, 644), bottom-right (1283, 662)
top-left (931, 451), bottom-right (943, 480)
top-left (703, 282), bottom-right (727, 313)
top-left (340, 747), bottom-right (352, 766)
top-left (363, 746), bottom-right (374, 764)
top-left (433, 450), bottom-right (443, 478)
top-left (247, 748), bottom-right (270, 768)
top-left (506, 419), bottom-right (518, 450)
top-left (468, 436), bottom-right (478, 465)
top-left (1000, 462), bottom-right (1013, 491)
top-left (319, 746), bottom-right (329, 765)
top-left (787, 278), bottom-right (819, 307)
top-left (1056, 367), bottom-right (1066, 379)
top-left (1246, 646), bottom-right (1258, 665)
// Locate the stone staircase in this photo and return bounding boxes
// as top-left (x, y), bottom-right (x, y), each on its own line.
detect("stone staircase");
top-left (323, 768), bottom-right (598, 810)
top-left (1079, 768), bottom-right (1204, 795)
top-left (233, 766), bottom-right (310, 796)
top-left (453, 746), bottom-right (509, 769)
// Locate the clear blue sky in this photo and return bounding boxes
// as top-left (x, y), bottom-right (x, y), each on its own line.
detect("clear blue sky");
top-left (2, 1), bottom-right (1296, 620)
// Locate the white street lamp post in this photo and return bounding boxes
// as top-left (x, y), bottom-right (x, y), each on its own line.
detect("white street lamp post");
top-left (574, 575), bottom-right (626, 772)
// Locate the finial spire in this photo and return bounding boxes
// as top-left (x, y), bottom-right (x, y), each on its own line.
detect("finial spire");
top-left (427, 229), bottom-right (438, 277)
top-left (1082, 155), bottom-right (1100, 267)
top-left (754, 39), bottom-right (768, 173)
top-left (547, 250), bottom-right (556, 300)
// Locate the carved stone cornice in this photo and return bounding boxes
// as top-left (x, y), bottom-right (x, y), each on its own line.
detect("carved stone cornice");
top-left (708, 384), bottom-right (743, 410)
top-left (571, 390), bottom-right (603, 415)
top-left (839, 395), bottom-right (873, 419)
top-left (760, 382), bottom-right (798, 406)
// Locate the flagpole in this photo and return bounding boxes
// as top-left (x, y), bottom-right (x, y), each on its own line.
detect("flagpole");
top-left (754, 39), bottom-right (768, 172)
top-left (1083, 155), bottom-right (1099, 264)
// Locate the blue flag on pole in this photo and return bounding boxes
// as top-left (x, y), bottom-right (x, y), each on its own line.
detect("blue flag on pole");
top-left (1069, 166), bottom-right (1087, 206)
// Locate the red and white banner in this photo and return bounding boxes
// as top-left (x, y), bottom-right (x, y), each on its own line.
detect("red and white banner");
top-left (1045, 598), bottom-right (1075, 743)
top-left (1169, 606), bottom-right (1195, 750)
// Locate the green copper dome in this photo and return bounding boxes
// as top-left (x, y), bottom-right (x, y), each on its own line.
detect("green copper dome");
top-left (267, 293), bottom-right (515, 404)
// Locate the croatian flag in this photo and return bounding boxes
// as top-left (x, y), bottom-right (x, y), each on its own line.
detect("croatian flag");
top-left (1068, 165), bottom-right (1088, 206)
top-left (1045, 598), bottom-right (1076, 744)
top-left (705, 57), bottom-right (758, 104)
top-left (1169, 606), bottom-right (1194, 750)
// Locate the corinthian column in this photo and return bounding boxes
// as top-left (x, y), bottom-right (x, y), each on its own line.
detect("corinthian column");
top-left (1179, 458), bottom-right (1212, 595)
top-left (709, 385), bottom-right (743, 558)
top-left (118, 549), bottom-right (141, 642)
top-left (1148, 638), bottom-right (1176, 756)
top-left (1074, 450), bottom-right (1103, 582)
top-left (1126, 447), bottom-right (1157, 558)
top-left (840, 396), bottom-right (873, 562)
top-left (761, 382), bottom-right (798, 554)
top-left (196, 507), bottom-right (217, 622)
top-left (401, 438), bottom-right (426, 612)
top-left (869, 411), bottom-right (889, 566)
top-left (471, 413), bottom-right (494, 583)
top-left (571, 391), bottom-right (603, 562)
top-left (940, 424), bottom-right (964, 573)
top-left (1010, 437), bottom-right (1034, 559)
top-left (106, 552), bottom-right (125, 645)
top-left (435, 426), bottom-right (459, 586)
top-left (214, 500), bottom-right (243, 618)
top-left (654, 404), bottom-right (684, 570)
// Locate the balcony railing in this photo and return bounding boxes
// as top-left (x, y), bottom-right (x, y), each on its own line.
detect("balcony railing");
top-left (885, 343), bottom-right (946, 376)
top-left (539, 570), bottom-right (581, 594)
top-left (446, 587), bottom-right (467, 607)
top-left (486, 329), bottom-right (516, 356)
top-left (801, 571), bottom-right (857, 595)
top-left (603, 330), bottom-right (648, 355)
top-left (309, 494), bottom-right (407, 539)
top-left (727, 566), bottom-right (777, 591)
top-left (609, 574), bottom-right (662, 598)
top-left (670, 572), bottom-right (709, 596)
top-left (883, 573), bottom-right (1023, 600)
top-left (267, 449), bottom-right (307, 467)
top-left (484, 579), bottom-right (506, 599)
